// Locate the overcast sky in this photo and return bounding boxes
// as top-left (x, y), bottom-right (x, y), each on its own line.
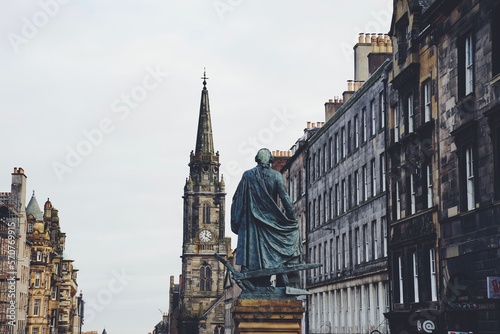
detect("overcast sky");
top-left (1, 1), bottom-right (392, 333)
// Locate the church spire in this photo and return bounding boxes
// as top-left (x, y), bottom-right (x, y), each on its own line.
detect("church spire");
top-left (194, 69), bottom-right (214, 156)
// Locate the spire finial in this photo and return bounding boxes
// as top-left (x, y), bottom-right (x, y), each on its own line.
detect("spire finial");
top-left (202, 68), bottom-right (208, 88)
top-left (32, 190), bottom-right (35, 196)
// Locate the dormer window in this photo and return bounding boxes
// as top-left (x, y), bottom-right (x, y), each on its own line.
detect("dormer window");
top-left (28, 222), bottom-right (33, 233)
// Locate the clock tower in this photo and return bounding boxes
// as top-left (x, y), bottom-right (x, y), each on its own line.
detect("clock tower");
top-left (179, 73), bottom-right (229, 334)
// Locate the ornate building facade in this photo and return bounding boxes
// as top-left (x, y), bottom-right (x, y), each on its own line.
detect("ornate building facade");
top-left (26, 195), bottom-right (83, 334)
top-left (177, 75), bottom-right (231, 334)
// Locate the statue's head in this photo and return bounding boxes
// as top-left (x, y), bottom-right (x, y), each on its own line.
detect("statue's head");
top-left (255, 148), bottom-right (274, 167)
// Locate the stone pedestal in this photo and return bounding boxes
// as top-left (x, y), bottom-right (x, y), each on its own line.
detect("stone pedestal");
top-left (232, 299), bottom-right (304, 334)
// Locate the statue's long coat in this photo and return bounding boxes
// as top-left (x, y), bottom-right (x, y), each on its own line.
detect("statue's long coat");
top-left (231, 165), bottom-right (300, 270)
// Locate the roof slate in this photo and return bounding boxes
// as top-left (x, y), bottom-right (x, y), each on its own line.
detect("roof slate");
top-left (26, 194), bottom-right (43, 221)
top-left (419, 0), bottom-right (436, 12)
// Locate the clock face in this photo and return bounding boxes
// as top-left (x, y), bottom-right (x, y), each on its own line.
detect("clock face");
top-left (199, 229), bottom-right (213, 242)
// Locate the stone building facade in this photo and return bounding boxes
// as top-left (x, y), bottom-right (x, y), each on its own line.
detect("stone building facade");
top-left (433, 0), bottom-right (500, 332)
top-left (281, 123), bottom-right (321, 290)
top-left (280, 123), bottom-right (321, 332)
top-left (0, 169), bottom-right (83, 334)
top-left (167, 276), bottom-right (180, 334)
top-left (306, 61), bottom-right (391, 334)
top-left (0, 168), bottom-right (30, 334)
top-left (26, 196), bottom-right (83, 334)
top-left (385, 1), bottom-right (500, 333)
top-left (279, 35), bottom-right (392, 333)
top-left (385, 0), bottom-right (442, 333)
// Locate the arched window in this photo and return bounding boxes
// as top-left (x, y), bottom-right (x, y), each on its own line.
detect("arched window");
top-left (200, 263), bottom-right (212, 291)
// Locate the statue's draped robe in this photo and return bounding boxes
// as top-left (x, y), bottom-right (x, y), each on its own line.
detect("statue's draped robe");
top-left (231, 166), bottom-right (300, 270)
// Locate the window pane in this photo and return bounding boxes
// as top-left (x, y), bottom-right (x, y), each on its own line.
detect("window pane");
top-left (466, 147), bottom-right (475, 210)
top-left (408, 95), bottom-right (414, 133)
top-left (424, 82), bottom-right (431, 122)
top-left (465, 35), bottom-right (474, 95)
top-left (430, 248), bottom-right (437, 301)
top-left (413, 252), bottom-right (419, 302)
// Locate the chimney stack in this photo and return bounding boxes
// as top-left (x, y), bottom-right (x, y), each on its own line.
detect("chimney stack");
top-left (367, 33), bottom-right (392, 76)
top-left (325, 97), bottom-right (344, 121)
top-left (11, 167), bottom-right (27, 212)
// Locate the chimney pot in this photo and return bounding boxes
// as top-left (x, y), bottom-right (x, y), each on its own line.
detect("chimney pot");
top-left (347, 80), bottom-right (354, 91)
top-left (387, 38), bottom-right (393, 53)
top-left (358, 33), bottom-right (365, 43)
top-left (371, 35), bottom-right (380, 53)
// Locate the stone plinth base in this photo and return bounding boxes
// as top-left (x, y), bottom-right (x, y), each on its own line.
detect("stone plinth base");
top-left (232, 299), bottom-right (304, 334)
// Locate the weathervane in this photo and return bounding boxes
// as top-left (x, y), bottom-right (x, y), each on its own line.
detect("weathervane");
top-left (202, 67), bottom-right (209, 88)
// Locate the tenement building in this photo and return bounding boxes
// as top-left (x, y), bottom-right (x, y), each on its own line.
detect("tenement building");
top-left (433, 0), bottom-right (500, 332)
top-left (282, 122), bottom-right (322, 291)
top-left (385, 0), bottom-right (441, 333)
top-left (0, 169), bottom-right (83, 334)
top-left (176, 74), bottom-right (230, 334)
top-left (0, 168), bottom-right (30, 334)
top-left (386, 0), bottom-right (500, 333)
top-left (290, 34), bottom-right (392, 333)
top-left (26, 195), bottom-right (83, 334)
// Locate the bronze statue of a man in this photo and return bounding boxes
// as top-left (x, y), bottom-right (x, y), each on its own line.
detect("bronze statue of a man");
top-left (231, 148), bottom-right (301, 286)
